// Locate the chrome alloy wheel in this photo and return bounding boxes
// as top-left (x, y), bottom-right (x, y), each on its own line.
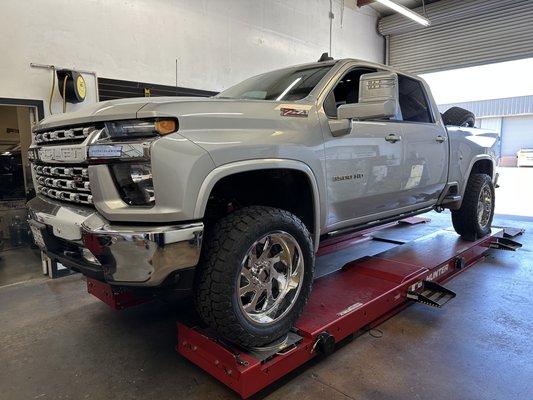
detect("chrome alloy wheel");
top-left (237, 231), bottom-right (304, 325)
top-left (477, 184), bottom-right (493, 229)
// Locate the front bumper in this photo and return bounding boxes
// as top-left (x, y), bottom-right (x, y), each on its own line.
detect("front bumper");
top-left (27, 196), bottom-right (203, 286)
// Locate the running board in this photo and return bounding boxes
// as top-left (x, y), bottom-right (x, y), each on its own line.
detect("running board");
top-left (407, 281), bottom-right (456, 308)
top-left (489, 237), bottom-right (522, 251)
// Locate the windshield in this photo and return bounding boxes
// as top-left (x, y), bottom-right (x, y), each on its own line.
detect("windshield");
top-left (216, 64), bottom-right (333, 101)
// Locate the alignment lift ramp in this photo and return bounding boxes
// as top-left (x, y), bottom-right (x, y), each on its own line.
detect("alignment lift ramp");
top-left (87, 219), bottom-right (522, 398)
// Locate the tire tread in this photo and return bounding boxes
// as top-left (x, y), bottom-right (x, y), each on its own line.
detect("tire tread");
top-left (451, 173), bottom-right (494, 241)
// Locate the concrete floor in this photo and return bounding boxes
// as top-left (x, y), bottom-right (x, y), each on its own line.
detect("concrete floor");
top-left (1, 211), bottom-right (532, 400)
top-left (0, 246), bottom-right (43, 286)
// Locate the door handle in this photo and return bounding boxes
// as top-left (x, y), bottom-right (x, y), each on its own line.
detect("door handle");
top-left (435, 135), bottom-right (447, 143)
top-left (385, 133), bottom-right (401, 143)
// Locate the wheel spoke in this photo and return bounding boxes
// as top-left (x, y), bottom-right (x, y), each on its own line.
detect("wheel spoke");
top-left (264, 282), bottom-right (274, 306)
top-left (269, 253), bottom-right (282, 265)
top-left (239, 282), bottom-right (253, 296)
top-left (270, 266), bottom-right (283, 281)
top-left (241, 267), bottom-right (253, 282)
top-left (287, 274), bottom-right (300, 291)
top-left (248, 248), bottom-right (258, 266)
top-left (258, 236), bottom-right (273, 262)
top-left (244, 288), bottom-right (262, 312)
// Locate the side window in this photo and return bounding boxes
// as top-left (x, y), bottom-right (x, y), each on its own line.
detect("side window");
top-left (398, 76), bottom-right (433, 123)
top-left (324, 68), bottom-right (376, 118)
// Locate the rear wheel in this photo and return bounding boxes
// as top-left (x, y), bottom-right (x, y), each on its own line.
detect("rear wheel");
top-left (451, 173), bottom-right (494, 241)
top-left (194, 206), bottom-right (314, 348)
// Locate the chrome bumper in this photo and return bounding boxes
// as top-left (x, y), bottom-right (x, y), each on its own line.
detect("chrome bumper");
top-left (27, 196), bottom-right (203, 286)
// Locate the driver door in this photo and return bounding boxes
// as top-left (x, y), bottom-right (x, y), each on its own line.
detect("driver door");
top-left (321, 68), bottom-right (405, 230)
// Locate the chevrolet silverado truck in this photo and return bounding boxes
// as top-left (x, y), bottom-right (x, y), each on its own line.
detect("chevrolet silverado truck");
top-left (27, 58), bottom-right (499, 347)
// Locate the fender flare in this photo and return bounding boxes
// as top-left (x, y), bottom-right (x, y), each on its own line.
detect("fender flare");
top-left (193, 159), bottom-right (322, 251)
top-left (460, 154), bottom-right (496, 199)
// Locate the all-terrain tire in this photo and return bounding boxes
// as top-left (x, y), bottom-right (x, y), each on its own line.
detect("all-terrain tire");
top-left (442, 106), bottom-right (476, 127)
top-left (194, 206), bottom-right (315, 348)
top-left (451, 173), bottom-right (495, 241)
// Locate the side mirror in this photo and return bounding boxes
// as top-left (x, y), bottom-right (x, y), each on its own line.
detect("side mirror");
top-left (338, 100), bottom-right (398, 121)
top-left (338, 71), bottom-right (400, 121)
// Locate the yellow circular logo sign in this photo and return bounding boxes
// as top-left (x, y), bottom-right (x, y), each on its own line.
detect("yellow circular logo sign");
top-left (76, 75), bottom-right (86, 100)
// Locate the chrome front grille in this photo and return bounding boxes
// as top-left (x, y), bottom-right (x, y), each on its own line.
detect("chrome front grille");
top-left (33, 164), bottom-right (93, 205)
top-left (34, 126), bottom-right (96, 144)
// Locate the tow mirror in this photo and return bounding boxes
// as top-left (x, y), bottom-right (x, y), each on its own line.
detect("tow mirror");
top-left (337, 100), bottom-right (398, 121)
top-left (337, 71), bottom-right (400, 121)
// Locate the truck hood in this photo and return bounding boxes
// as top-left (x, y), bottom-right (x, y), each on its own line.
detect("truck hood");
top-left (36, 96), bottom-right (312, 133)
top-left (36, 98), bottom-right (152, 131)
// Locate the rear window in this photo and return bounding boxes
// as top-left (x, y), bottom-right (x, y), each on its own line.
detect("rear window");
top-left (398, 76), bottom-right (433, 123)
top-left (217, 65), bottom-right (333, 101)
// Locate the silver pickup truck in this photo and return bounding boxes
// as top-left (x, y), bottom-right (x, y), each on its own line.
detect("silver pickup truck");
top-left (27, 58), bottom-right (499, 347)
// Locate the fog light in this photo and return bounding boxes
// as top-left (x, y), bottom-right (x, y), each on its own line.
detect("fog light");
top-left (110, 162), bottom-right (155, 206)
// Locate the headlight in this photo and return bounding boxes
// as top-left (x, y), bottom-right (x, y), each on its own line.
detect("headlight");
top-left (88, 119), bottom-right (177, 162)
top-left (111, 162), bottom-right (155, 206)
top-left (103, 119), bottom-right (177, 140)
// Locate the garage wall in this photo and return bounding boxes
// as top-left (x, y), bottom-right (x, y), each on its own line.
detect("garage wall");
top-left (0, 0), bottom-right (383, 117)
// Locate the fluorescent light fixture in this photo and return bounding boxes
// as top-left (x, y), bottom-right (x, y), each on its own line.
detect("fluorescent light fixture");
top-left (376, 0), bottom-right (431, 27)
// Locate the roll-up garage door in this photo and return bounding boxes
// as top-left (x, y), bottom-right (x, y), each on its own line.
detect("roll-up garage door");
top-left (378, 0), bottom-right (533, 74)
top-left (501, 115), bottom-right (533, 157)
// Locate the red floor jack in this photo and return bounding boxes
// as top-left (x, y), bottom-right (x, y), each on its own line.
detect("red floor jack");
top-left (176, 226), bottom-right (522, 398)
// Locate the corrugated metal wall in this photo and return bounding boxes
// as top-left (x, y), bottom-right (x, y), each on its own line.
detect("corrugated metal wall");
top-left (438, 95), bottom-right (533, 118)
top-left (380, 0), bottom-right (533, 74)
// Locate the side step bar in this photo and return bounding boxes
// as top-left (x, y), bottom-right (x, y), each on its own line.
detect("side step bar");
top-left (407, 281), bottom-right (456, 308)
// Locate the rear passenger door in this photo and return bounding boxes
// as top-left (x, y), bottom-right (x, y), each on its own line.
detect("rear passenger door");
top-left (395, 74), bottom-right (448, 207)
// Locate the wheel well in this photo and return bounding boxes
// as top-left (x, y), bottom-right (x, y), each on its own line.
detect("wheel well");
top-left (204, 169), bottom-right (315, 236)
top-left (470, 159), bottom-right (493, 178)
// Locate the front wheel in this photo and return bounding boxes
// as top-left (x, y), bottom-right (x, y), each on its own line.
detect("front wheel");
top-left (194, 206), bottom-right (315, 348)
top-left (451, 173), bottom-right (495, 241)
